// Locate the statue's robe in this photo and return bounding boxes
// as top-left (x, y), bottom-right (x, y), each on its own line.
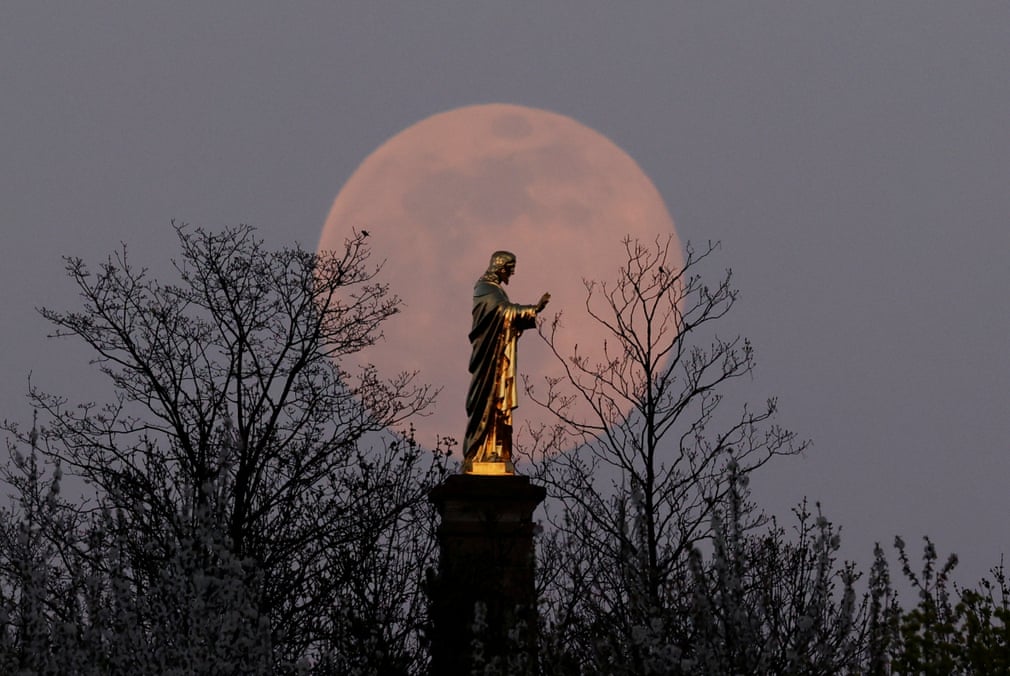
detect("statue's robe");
top-left (464, 279), bottom-right (538, 464)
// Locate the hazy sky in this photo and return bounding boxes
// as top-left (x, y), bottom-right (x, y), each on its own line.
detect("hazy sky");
top-left (2, 2), bottom-right (1008, 584)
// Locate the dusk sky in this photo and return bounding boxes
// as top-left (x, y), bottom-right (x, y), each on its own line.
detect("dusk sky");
top-left (2, 3), bottom-right (1008, 585)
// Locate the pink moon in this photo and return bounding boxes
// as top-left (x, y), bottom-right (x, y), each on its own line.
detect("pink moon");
top-left (319, 103), bottom-right (680, 455)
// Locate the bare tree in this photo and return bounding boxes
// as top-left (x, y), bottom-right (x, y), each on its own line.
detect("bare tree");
top-left (3, 224), bottom-right (448, 671)
top-left (524, 236), bottom-right (809, 672)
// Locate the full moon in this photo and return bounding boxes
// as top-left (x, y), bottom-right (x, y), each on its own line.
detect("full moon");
top-left (319, 103), bottom-right (680, 456)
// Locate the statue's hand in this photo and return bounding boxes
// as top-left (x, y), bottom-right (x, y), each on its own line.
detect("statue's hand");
top-left (537, 292), bottom-right (551, 312)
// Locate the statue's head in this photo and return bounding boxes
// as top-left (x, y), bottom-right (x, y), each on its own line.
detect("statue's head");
top-left (484, 251), bottom-right (516, 284)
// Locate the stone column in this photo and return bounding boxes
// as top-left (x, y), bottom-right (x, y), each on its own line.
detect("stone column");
top-left (428, 474), bottom-right (546, 675)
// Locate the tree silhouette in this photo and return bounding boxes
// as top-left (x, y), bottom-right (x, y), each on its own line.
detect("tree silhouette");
top-left (2, 224), bottom-right (448, 672)
top-left (523, 237), bottom-right (877, 673)
top-left (4, 227), bottom-right (1007, 674)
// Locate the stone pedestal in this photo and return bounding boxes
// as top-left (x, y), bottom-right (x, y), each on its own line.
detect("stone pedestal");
top-left (428, 474), bottom-right (546, 676)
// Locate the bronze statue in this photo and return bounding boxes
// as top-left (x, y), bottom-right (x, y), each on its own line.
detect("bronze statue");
top-left (464, 251), bottom-right (550, 474)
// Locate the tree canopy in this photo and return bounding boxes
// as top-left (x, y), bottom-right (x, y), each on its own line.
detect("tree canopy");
top-left (0, 227), bottom-right (1006, 674)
